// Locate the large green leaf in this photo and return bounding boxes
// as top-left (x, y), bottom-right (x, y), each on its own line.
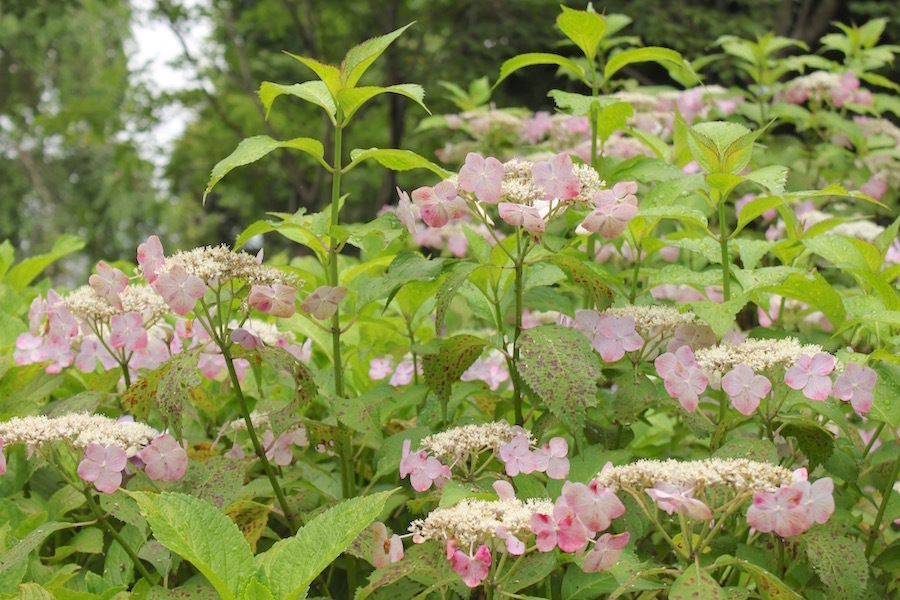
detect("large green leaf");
top-left (803, 529), bottom-right (868, 600)
top-left (604, 47), bottom-right (684, 81)
top-left (557, 6), bottom-right (606, 61)
top-left (434, 262), bottom-right (481, 331)
top-left (355, 252), bottom-right (445, 309)
top-left (257, 491), bottom-right (395, 600)
top-left (258, 81), bottom-right (336, 123)
top-left (517, 325), bottom-right (603, 431)
top-left (0, 522), bottom-right (73, 592)
top-left (346, 148), bottom-right (450, 179)
top-left (205, 136), bottom-right (326, 202)
top-left (759, 271), bottom-right (845, 326)
top-left (745, 165), bottom-right (788, 196)
top-left (4, 235), bottom-right (85, 291)
top-left (336, 84), bottom-right (428, 123)
top-left (340, 23), bottom-right (414, 89)
top-left (869, 363), bottom-right (900, 429)
top-left (495, 53), bottom-right (586, 88)
top-left (131, 492), bottom-right (258, 600)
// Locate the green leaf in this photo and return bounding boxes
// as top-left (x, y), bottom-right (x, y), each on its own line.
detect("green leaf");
top-left (340, 23), bottom-right (414, 89)
top-left (595, 102), bottom-right (633, 142)
top-left (14, 583), bottom-right (54, 600)
top-left (557, 6), bottom-right (606, 61)
top-left (781, 422), bottom-right (834, 472)
top-left (501, 550), bottom-right (557, 594)
top-left (544, 254), bottom-right (614, 310)
top-left (547, 90), bottom-right (621, 116)
top-left (735, 196), bottom-right (783, 236)
top-left (669, 563), bottom-right (726, 599)
top-left (283, 54), bottom-right (342, 99)
top-left (517, 325), bottom-right (603, 432)
top-left (745, 165), bottom-right (788, 196)
top-left (734, 239), bottom-right (775, 270)
top-left (713, 438), bottom-right (778, 463)
top-left (495, 53), bottom-right (586, 88)
top-left (690, 295), bottom-right (749, 337)
top-left (422, 335), bottom-right (487, 414)
top-left (0, 522), bottom-right (73, 591)
top-left (258, 81), bottom-right (336, 124)
top-left (803, 529), bottom-right (868, 600)
top-left (869, 363), bottom-right (900, 429)
top-left (720, 121), bottom-right (771, 174)
top-left (258, 491), bottom-right (395, 600)
top-left (158, 348), bottom-right (203, 436)
top-left (131, 492), bottom-right (258, 600)
top-left (604, 47), bottom-right (684, 81)
top-left (334, 387), bottom-right (385, 441)
top-left (435, 262), bottom-right (480, 331)
top-left (637, 205), bottom-right (708, 229)
top-left (205, 136), bottom-right (326, 202)
top-left (347, 148), bottom-right (450, 179)
top-left (238, 578), bottom-right (275, 600)
top-left (4, 235), bottom-right (84, 291)
top-left (356, 252), bottom-right (445, 310)
top-left (336, 84), bottom-right (428, 123)
top-left (803, 234), bottom-right (875, 272)
top-left (713, 556), bottom-right (802, 599)
top-left (759, 271), bottom-right (845, 326)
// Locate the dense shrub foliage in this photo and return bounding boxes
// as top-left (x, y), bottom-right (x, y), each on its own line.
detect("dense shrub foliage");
top-left (1, 6), bottom-right (898, 599)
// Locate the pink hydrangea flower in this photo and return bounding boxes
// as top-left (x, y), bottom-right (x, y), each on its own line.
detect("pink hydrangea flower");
top-left (498, 202), bottom-right (545, 235)
top-left (389, 356), bottom-right (417, 386)
top-left (721, 363), bottom-right (771, 416)
top-left (646, 482), bottom-right (713, 520)
top-left (667, 324), bottom-right (716, 353)
top-left (154, 265), bottom-right (206, 315)
top-left (498, 434), bottom-right (537, 477)
top-left (451, 544), bottom-right (491, 588)
top-left (832, 362), bottom-right (877, 413)
top-left (110, 312), bottom-right (148, 352)
top-left (560, 480), bottom-right (625, 533)
top-left (795, 478), bottom-right (834, 527)
top-left (372, 522), bottom-right (403, 569)
top-left (458, 153), bottom-right (504, 204)
top-left (399, 439), bottom-right (450, 492)
top-left (531, 502), bottom-right (591, 553)
top-left (299, 285), bottom-right (346, 320)
top-left (492, 480), bottom-right (516, 500)
top-left (249, 283), bottom-right (297, 318)
top-left (47, 304), bottom-right (79, 343)
top-left (654, 346), bottom-right (709, 412)
top-left (138, 434), bottom-right (188, 482)
top-left (395, 187), bottom-right (418, 234)
top-left (860, 177), bottom-right (887, 201)
top-left (532, 437), bottom-right (570, 479)
top-left (412, 181), bottom-right (468, 228)
top-left (78, 443), bottom-right (128, 494)
top-left (369, 357), bottom-right (394, 381)
top-left (746, 485), bottom-right (808, 537)
top-left (784, 353), bottom-right (834, 400)
top-left (582, 532), bottom-right (630, 573)
top-left (231, 327), bottom-right (263, 350)
top-left (75, 337), bottom-right (117, 373)
top-left (14, 333), bottom-right (45, 366)
top-left (580, 197), bottom-right (639, 239)
top-left (595, 315), bottom-right (644, 362)
top-left (262, 430), bottom-right (297, 466)
top-left (532, 152), bottom-right (581, 201)
top-left (89, 261), bottom-right (129, 310)
top-left (137, 235), bottom-right (165, 284)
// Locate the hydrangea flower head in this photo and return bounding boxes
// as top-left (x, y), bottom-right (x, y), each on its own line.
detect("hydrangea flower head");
top-left (458, 152), bottom-right (504, 204)
top-left (78, 443), bottom-right (128, 494)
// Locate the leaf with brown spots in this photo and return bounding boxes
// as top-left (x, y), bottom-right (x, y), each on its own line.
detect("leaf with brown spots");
top-left (122, 363), bottom-right (169, 420)
top-left (434, 262), bottom-right (480, 331)
top-left (546, 253), bottom-right (615, 310)
top-left (224, 499), bottom-right (271, 553)
top-left (803, 529), bottom-right (868, 600)
top-left (669, 563), bottom-right (726, 600)
top-left (422, 335), bottom-right (486, 419)
top-left (517, 325), bottom-right (603, 432)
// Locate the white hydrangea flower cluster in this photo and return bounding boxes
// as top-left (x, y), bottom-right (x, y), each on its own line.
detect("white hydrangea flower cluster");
top-left (0, 413), bottom-right (159, 456)
top-left (595, 458), bottom-right (793, 494)
top-left (409, 497), bottom-right (553, 546)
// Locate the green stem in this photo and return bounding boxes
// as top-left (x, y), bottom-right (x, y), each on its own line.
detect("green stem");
top-left (512, 237), bottom-right (526, 425)
top-left (83, 488), bottom-right (154, 582)
top-left (862, 422), bottom-right (884, 458)
top-left (221, 343), bottom-right (296, 533)
top-left (330, 122), bottom-right (345, 399)
top-left (866, 453), bottom-right (900, 558)
top-left (718, 197), bottom-right (731, 302)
